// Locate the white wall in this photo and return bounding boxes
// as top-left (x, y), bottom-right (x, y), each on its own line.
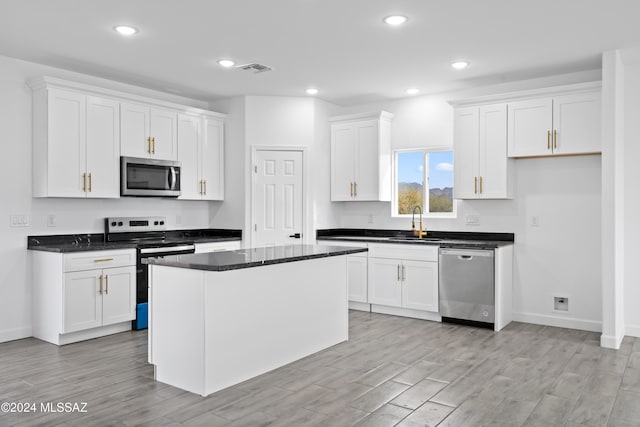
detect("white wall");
top-left (332, 71), bottom-right (604, 332)
top-left (0, 55), bottom-right (213, 342)
top-left (621, 49), bottom-right (640, 337)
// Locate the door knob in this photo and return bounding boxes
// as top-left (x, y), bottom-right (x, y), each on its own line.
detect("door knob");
top-left (289, 233), bottom-right (301, 239)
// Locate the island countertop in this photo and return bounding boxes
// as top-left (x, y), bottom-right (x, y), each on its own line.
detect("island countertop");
top-left (142, 244), bottom-right (368, 271)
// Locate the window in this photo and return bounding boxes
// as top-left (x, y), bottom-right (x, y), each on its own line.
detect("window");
top-left (394, 149), bottom-right (455, 217)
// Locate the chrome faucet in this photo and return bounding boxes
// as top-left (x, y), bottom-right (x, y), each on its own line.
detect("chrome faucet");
top-left (411, 206), bottom-right (427, 239)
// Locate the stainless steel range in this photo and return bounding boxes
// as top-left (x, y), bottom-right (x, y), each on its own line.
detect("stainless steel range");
top-left (105, 216), bottom-right (195, 330)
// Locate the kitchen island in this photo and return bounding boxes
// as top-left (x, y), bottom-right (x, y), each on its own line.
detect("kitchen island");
top-left (144, 244), bottom-right (367, 397)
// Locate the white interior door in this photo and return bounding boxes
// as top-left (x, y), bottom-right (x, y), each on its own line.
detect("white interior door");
top-left (253, 149), bottom-right (304, 247)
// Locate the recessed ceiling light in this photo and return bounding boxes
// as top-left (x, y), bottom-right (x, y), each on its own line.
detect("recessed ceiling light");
top-left (217, 59), bottom-right (236, 68)
top-left (406, 88), bottom-right (420, 96)
top-left (451, 61), bottom-right (470, 70)
top-left (113, 25), bottom-right (138, 36)
top-left (383, 15), bottom-right (408, 26)
top-left (305, 88), bottom-right (319, 95)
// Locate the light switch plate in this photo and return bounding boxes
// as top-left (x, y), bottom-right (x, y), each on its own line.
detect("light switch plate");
top-left (9, 215), bottom-right (30, 228)
top-left (465, 215), bottom-right (479, 225)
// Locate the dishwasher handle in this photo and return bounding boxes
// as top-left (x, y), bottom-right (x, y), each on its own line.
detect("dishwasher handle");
top-left (439, 248), bottom-right (494, 258)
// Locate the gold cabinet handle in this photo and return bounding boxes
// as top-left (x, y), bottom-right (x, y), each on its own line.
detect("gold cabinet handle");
top-left (94, 258), bottom-right (114, 263)
top-left (99, 274), bottom-right (103, 295)
top-left (350, 182), bottom-right (353, 197)
top-left (152, 137), bottom-right (155, 154)
top-left (147, 136), bottom-right (151, 153)
top-left (397, 264), bottom-right (401, 281)
top-left (204, 180), bottom-right (207, 196)
top-left (354, 182), bottom-right (357, 197)
top-left (553, 130), bottom-right (557, 150)
top-left (547, 130), bottom-right (551, 150)
top-left (199, 180), bottom-right (203, 195)
top-left (83, 172), bottom-right (87, 192)
top-left (479, 176), bottom-right (483, 194)
top-left (88, 173), bottom-right (92, 192)
top-left (105, 275), bottom-right (109, 295)
top-left (474, 176), bottom-right (477, 194)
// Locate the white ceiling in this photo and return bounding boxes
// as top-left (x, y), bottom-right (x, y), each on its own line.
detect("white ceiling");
top-left (1, 0), bottom-right (639, 105)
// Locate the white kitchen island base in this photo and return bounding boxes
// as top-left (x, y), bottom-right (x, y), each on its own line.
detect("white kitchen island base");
top-left (149, 254), bottom-right (349, 397)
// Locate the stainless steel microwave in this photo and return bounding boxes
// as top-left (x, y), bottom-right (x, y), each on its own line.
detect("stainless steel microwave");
top-left (120, 157), bottom-right (181, 197)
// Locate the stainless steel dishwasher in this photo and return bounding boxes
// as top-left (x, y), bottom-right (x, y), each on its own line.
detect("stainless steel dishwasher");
top-left (439, 248), bottom-right (495, 328)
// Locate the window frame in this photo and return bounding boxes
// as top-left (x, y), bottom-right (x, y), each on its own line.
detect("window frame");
top-left (392, 147), bottom-right (457, 219)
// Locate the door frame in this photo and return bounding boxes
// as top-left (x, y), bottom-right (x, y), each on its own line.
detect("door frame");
top-left (250, 146), bottom-right (308, 248)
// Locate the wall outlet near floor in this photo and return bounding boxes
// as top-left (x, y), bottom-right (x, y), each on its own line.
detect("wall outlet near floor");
top-left (554, 296), bottom-right (569, 312)
top-left (47, 214), bottom-right (57, 227)
top-left (9, 215), bottom-right (30, 228)
top-left (465, 215), bottom-right (480, 225)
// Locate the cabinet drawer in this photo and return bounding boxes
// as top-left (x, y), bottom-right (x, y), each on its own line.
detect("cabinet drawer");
top-left (316, 240), bottom-right (368, 255)
top-left (368, 243), bottom-right (438, 262)
top-left (195, 241), bottom-right (242, 253)
top-left (64, 249), bottom-right (136, 272)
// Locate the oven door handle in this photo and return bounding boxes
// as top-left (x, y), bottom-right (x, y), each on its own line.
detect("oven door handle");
top-left (140, 245), bottom-right (195, 255)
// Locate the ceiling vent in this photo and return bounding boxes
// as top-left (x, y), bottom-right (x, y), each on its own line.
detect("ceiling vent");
top-left (236, 63), bottom-right (273, 73)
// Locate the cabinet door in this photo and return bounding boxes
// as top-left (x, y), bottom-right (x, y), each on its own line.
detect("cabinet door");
top-left (401, 260), bottom-right (439, 312)
top-left (331, 123), bottom-right (356, 201)
top-left (453, 107), bottom-right (479, 199)
top-left (86, 96), bottom-right (120, 198)
top-left (507, 98), bottom-right (553, 157)
top-left (202, 117), bottom-right (224, 200)
top-left (121, 103), bottom-right (150, 158)
top-left (47, 89), bottom-right (86, 197)
top-left (102, 266), bottom-right (136, 326)
top-left (150, 109), bottom-right (178, 160)
top-left (553, 92), bottom-right (601, 155)
top-left (63, 270), bottom-right (102, 333)
top-left (368, 257), bottom-right (402, 307)
top-left (479, 104), bottom-right (510, 199)
top-left (177, 114), bottom-right (202, 200)
top-left (354, 119), bottom-right (379, 201)
top-left (347, 255), bottom-right (368, 303)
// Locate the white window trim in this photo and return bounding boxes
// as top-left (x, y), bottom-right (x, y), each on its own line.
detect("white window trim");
top-left (392, 147), bottom-right (457, 219)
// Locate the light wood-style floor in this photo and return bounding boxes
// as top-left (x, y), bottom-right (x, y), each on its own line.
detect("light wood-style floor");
top-left (1, 311), bottom-right (639, 426)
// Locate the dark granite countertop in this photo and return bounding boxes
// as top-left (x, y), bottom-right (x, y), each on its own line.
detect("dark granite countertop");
top-left (316, 228), bottom-right (514, 249)
top-left (142, 244), bottom-right (368, 271)
top-left (27, 229), bottom-right (242, 253)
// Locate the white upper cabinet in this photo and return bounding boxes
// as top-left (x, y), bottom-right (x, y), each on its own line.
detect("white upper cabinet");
top-left (121, 103), bottom-right (178, 160)
top-left (32, 86), bottom-right (120, 198)
top-left (454, 104), bottom-right (512, 199)
top-left (178, 115), bottom-right (224, 201)
top-left (508, 89), bottom-right (601, 157)
top-left (330, 111), bottom-right (393, 201)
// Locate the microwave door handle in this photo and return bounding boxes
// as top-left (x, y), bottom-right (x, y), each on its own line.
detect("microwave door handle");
top-left (168, 167), bottom-right (176, 190)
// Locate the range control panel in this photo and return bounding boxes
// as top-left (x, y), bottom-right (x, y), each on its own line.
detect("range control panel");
top-left (105, 216), bottom-right (166, 234)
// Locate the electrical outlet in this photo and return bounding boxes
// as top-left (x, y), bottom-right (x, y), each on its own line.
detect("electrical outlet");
top-left (9, 215), bottom-right (30, 228)
top-left (531, 216), bottom-right (540, 227)
top-left (465, 215), bottom-right (479, 225)
top-left (47, 214), bottom-right (57, 227)
top-left (367, 214), bottom-right (374, 224)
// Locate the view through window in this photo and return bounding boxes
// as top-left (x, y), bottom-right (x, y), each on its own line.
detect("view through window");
top-left (396, 150), bottom-right (454, 215)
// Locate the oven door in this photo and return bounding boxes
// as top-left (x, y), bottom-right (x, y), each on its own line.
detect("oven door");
top-left (121, 156), bottom-right (181, 197)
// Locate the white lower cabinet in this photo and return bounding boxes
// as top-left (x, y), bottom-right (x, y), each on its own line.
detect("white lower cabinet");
top-left (368, 253), bottom-right (439, 313)
top-left (316, 240), bottom-right (368, 306)
top-left (32, 249), bottom-right (136, 345)
top-left (194, 241), bottom-right (242, 253)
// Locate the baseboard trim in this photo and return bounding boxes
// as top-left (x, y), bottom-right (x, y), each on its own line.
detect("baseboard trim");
top-left (348, 301), bottom-right (371, 312)
top-left (624, 324), bottom-right (640, 338)
top-left (600, 333), bottom-right (624, 349)
top-left (0, 326), bottom-right (33, 343)
top-left (371, 304), bottom-right (442, 322)
top-left (513, 312), bottom-right (602, 333)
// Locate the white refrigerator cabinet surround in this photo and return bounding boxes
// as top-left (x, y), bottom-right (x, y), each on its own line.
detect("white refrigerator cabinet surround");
top-left (330, 111), bottom-right (393, 201)
top-left (31, 87), bottom-right (120, 198)
top-left (32, 249), bottom-right (136, 345)
top-left (454, 103), bottom-right (512, 199)
top-left (121, 103), bottom-right (178, 160)
top-left (178, 115), bottom-right (225, 201)
top-left (367, 244), bottom-right (440, 320)
top-left (508, 90), bottom-right (601, 157)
